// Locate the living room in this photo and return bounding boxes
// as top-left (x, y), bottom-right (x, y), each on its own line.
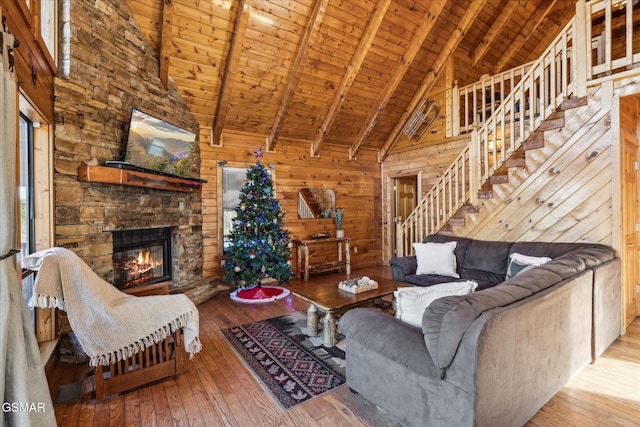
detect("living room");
top-left (1, 0), bottom-right (639, 426)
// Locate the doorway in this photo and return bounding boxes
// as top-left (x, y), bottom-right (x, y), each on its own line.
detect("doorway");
top-left (620, 94), bottom-right (640, 328)
top-left (393, 176), bottom-right (418, 257)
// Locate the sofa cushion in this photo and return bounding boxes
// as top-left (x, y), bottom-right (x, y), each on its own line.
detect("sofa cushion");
top-left (509, 241), bottom-right (614, 261)
top-left (506, 253), bottom-right (552, 280)
top-left (458, 239), bottom-right (513, 285)
top-left (339, 308), bottom-right (440, 378)
top-left (536, 254), bottom-right (586, 280)
top-left (424, 234), bottom-right (472, 272)
top-left (413, 241), bottom-right (460, 277)
top-left (565, 246), bottom-right (616, 267)
top-left (388, 256), bottom-right (417, 277)
top-left (404, 274), bottom-right (495, 290)
top-left (394, 281), bottom-right (478, 328)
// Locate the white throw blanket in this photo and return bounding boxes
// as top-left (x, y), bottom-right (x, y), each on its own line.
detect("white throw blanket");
top-left (23, 247), bottom-right (202, 367)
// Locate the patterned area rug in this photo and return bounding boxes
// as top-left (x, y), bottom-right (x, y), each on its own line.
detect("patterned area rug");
top-left (220, 311), bottom-right (346, 410)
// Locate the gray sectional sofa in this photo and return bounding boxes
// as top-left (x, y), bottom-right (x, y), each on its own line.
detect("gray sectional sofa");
top-left (338, 234), bottom-right (621, 427)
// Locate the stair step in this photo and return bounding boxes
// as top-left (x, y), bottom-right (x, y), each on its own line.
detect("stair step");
top-left (523, 132), bottom-right (545, 150)
top-left (437, 228), bottom-right (454, 236)
top-left (506, 150), bottom-right (526, 168)
top-left (537, 111), bottom-right (564, 131)
top-left (478, 191), bottom-right (493, 199)
top-left (461, 204), bottom-right (479, 213)
top-left (558, 96), bottom-right (587, 111)
top-left (490, 171), bottom-right (509, 184)
top-left (448, 216), bottom-right (465, 226)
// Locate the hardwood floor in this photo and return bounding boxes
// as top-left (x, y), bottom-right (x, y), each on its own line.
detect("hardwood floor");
top-left (49, 267), bottom-right (640, 426)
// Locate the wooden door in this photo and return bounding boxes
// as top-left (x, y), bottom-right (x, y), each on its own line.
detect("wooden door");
top-left (620, 97), bottom-right (640, 327)
top-left (393, 176), bottom-right (417, 256)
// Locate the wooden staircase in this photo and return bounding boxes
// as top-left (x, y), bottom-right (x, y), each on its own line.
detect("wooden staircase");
top-left (438, 95), bottom-right (591, 235)
top-left (394, 0), bottom-right (635, 256)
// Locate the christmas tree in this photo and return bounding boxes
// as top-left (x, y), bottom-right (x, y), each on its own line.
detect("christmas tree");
top-left (223, 148), bottom-right (293, 288)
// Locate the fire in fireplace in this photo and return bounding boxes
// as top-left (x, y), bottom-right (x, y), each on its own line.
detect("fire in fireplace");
top-left (112, 227), bottom-right (172, 289)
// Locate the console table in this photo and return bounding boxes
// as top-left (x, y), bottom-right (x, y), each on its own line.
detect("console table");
top-left (293, 236), bottom-right (350, 281)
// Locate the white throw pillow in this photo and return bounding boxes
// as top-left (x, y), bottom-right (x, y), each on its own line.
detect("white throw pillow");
top-left (394, 281), bottom-right (478, 328)
top-left (412, 241), bottom-right (459, 277)
top-left (506, 252), bottom-right (552, 280)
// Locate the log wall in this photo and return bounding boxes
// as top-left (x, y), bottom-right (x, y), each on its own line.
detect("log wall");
top-left (200, 133), bottom-right (382, 278)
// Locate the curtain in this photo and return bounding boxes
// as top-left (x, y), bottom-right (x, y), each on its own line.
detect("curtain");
top-left (0, 8), bottom-right (56, 426)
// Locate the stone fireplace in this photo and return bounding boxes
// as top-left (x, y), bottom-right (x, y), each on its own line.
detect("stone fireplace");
top-left (52, 0), bottom-right (206, 292)
top-left (112, 227), bottom-right (172, 290)
top-left (54, 172), bottom-right (204, 291)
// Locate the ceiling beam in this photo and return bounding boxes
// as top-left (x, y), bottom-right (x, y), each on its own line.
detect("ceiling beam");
top-left (378, 0), bottom-right (490, 162)
top-left (211, 1), bottom-right (250, 147)
top-left (266, 0), bottom-right (329, 152)
top-left (493, 0), bottom-right (558, 73)
top-left (310, 0), bottom-right (391, 157)
top-left (159, 0), bottom-right (174, 89)
top-left (348, 0), bottom-right (447, 160)
top-left (472, 0), bottom-right (522, 67)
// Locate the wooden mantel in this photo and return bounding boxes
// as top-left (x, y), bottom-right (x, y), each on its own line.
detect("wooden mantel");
top-left (78, 165), bottom-right (204, 193)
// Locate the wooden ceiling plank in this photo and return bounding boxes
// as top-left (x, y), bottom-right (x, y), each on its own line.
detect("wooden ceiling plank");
top-left (211, 1), bottom-right (251, 147)
top-left (266, 0), bottom-right (330, 152)
top-left (159, 0), bottom-right (174, 89)
top-left (379, 0), bottom-right (490, 162)
top-left (494, 0), bottom-right (558, 73)
top-left (472, 0), bottom-right (522, 67)
top-left (311, 0), bottom-right (392, 156)
top-left (348, 0), bottom-right (448, 160)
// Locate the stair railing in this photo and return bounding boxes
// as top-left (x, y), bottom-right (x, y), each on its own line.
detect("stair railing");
top-left (454, 61), bottom-right (535, 135)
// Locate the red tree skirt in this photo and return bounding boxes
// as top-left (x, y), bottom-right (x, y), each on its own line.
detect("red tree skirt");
top-left (230, 285), bottom-right (290, 304)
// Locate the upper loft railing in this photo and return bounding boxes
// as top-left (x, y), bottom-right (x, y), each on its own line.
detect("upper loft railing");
top-left (454, 61), bottom-right (535, 134)
top-left (396, 0), bottom-right (640, 257)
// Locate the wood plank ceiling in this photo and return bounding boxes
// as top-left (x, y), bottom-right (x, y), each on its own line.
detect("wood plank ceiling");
top-left (126, 0), bottom-right (576, 159)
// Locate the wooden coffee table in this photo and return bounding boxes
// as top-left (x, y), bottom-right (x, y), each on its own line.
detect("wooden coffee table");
top-left (286, 274), bottom-right (406, 347)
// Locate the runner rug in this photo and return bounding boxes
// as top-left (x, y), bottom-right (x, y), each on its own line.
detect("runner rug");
top-left (220, 311), bottom-right (346, 410)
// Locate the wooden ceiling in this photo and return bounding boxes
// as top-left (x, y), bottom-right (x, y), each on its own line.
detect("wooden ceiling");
top-left (126, 0), bottom-right (576, 158)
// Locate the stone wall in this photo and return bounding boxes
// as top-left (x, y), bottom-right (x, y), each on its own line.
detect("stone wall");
top-left (53, 0), bottom-right (203, 288)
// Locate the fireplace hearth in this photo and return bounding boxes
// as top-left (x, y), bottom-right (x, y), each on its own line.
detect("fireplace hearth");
top-left (112, 227), bottom-right (172, 289)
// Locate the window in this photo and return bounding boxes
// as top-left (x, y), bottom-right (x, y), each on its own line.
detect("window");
top-left (19, 114), bottom-right (36, 327)
top-left (17, 93), bottom-right (54, 340)
top-left (222, 167), bottom-right (249, 251)
top-left (219, 162), bottom-right (276, 254)
top-left (40, 0), bottom-right (57, 61)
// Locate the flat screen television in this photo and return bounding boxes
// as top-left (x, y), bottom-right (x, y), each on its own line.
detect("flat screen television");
top-left (124, 108), bottom-right (196, 178)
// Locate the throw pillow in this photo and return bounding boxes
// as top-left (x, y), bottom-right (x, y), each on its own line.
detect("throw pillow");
top-left (394, 281), bottom-right (478, 328)
top-left (506, 252), bottom-right (552, 280)
top-left (412, 241), bottom-right (459, 277)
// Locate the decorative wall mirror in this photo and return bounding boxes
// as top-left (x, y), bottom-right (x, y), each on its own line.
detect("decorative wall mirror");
top-left (298, 188), bottom-right (335, 219)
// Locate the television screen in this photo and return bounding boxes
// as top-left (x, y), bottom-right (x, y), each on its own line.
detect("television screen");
top-left (124, 109), bottom-right (196, 178)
